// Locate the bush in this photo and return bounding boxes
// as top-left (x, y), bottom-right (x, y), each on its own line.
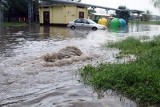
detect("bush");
top-left (79, 36), bottom-right (160, 106)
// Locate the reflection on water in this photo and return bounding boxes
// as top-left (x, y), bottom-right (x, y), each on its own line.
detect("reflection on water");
top-left (0, 26), bottom-right (92, 56)
top-left (39, 26), bottom-right (90, 39)
top-left (0, 26), bottom-right (4, 35)
top-left (0, 24), bottom-right (160, 107)
top-left (108, 24), bottom-right (160, 39)
top-left (0, 26), bottom-right (92, 58)
top-left (108, 23), bottom-right (156, 34)
top-left (1, 24), bottom-right (160, 60)
top-left (129, 23), bottom-right (151, 32)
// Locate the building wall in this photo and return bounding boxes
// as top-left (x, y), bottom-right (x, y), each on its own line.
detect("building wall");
top-left (39, 7), bottom-right (50, 24)
top-left (51, 6), bottom-right (65, 24)
top-left (65, 6), bottom-right (88, 23)
top-left (39, 5), bottom-right (88, 25)
top-left (65, 6), bottom-right (77, 24)
top-left (77, 7), bottom-right (88, 18)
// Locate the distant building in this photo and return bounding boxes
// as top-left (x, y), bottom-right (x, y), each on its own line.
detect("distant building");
top-left (39, 3), bottom-right (88, 26)
top-left (90, 13), bottom-right (110, 23)
top-left (141, 14), bottom-right (160, 22)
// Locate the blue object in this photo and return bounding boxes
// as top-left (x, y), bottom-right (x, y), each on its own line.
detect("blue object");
top-left (119, 18), bottom-right (126, 28)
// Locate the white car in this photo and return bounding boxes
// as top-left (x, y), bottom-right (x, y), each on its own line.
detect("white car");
top-left (67, 18), bottom-right (106, 30)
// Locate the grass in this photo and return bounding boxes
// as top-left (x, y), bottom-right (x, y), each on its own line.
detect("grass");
top-left (79, 36), bottom-right (160, 106)
top-left (3, 21), bottom-right (39, 27)
top-left (3, 22), bottom-right (28, 26)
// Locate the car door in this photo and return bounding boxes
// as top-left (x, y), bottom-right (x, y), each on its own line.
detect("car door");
top-left (82, 19), bottom-right (91, 28)
top-left (74, 19), bottom-right (83, 28)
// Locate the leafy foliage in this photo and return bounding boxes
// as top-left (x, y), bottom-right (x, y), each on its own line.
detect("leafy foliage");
top-left (3, 0), bottom-right (39, 21)
top-left (116, 6), bottom-right (130, 23)
top-left (151, 0), bottom-right (160, 9)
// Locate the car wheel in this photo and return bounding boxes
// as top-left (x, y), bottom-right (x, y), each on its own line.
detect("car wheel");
top-left (92, 27), bottom-right (97, 31)
top-left (71, 26), bottom-right (75, 30)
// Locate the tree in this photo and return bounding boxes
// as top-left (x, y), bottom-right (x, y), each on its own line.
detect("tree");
top-left (115, 5), bottom-right (130, 23)
top-left (141, 10), bottom-right (152, 21)
top-left (4, 0), bottom-right (28, 21)
top-left (88, 8), bottom-right (96, 15)
top-left (4, 0), bottom-right (39, 22)
top-left (0, 0), bottom-right (7, 23)
top-left (151, 0), bottom-right (160, 9)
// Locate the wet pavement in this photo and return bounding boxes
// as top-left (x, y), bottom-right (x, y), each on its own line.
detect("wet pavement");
top-left (0, 24), bottom-right (160, 107)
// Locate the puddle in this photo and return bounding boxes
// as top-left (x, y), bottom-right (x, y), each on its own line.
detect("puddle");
top-left (0, 24), bottom-right (160, 107)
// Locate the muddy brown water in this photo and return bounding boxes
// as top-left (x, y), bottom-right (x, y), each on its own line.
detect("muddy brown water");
top-left (0, 24), bottom-right (160, 107)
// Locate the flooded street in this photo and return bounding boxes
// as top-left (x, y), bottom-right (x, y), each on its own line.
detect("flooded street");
top-left (0, 24), bottom-right (160, 107)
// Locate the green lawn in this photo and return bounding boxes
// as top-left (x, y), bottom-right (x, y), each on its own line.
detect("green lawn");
top-left (3, 22), bottom-right (28, 26)
top-left (3, 22), bottom-right (39, 27)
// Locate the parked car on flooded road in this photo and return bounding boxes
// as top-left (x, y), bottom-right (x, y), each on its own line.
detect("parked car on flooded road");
top-left (67, 18), bottom-right (106, 30)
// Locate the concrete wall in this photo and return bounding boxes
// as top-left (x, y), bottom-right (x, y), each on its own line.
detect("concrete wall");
top-left (51, 6), bottom-right (65, 24)
top-left (65, 6), bottom-right (77, 24)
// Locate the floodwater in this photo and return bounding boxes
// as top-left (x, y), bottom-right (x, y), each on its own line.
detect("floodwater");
top-left (0, 24), bottom-right (160, 107)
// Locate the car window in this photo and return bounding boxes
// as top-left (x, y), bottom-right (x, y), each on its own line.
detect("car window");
top-left (74, 19), bottom-right (82, 23)
top-left (88, 19), bottom-right (97, 24)
top-left (81, 19), bottom-right (88, 24)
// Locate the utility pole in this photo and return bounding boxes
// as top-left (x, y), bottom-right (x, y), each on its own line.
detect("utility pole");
top-left (28, 0), bottom-right (34, 25)
top-left (0, 0), bottom-right (3, 34)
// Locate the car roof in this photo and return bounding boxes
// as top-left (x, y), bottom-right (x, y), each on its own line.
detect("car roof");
top-left (74, 18), bottom-right (92, 21)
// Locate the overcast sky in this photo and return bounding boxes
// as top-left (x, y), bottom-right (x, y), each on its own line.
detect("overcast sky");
top-left (81, 0), bottom-right (160, 15)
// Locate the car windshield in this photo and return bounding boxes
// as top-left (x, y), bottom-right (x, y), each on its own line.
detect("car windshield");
top-left (87, 19), bottom-right (97, 24)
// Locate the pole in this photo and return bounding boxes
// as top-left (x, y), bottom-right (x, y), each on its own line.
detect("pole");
top-left (28, 0), bottom-right (33, 25)
top-left (0, 0), bottom-right (3, 34)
